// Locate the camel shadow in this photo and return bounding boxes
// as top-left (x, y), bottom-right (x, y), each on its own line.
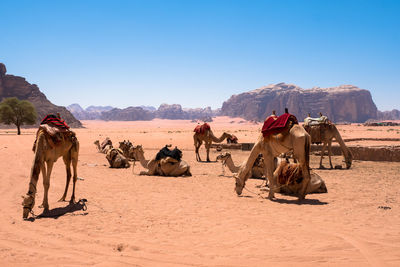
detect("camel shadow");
top-left (271, 198), bottom-right (328, 205)
top-left (27, 199), bottom-right (88, 221)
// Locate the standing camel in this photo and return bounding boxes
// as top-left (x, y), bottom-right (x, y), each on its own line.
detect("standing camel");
top-left (22, 127), bottom-right (79, 219)
top-left (234, 114), bottom-right (312, 200)
top-left (304, 120), bottom-right (352, 169)
top-left (193, 123), bottom-right (232, 162)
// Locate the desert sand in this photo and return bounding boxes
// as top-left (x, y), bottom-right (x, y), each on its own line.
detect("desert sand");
top-left (1, 117), bottom-right (400, 266)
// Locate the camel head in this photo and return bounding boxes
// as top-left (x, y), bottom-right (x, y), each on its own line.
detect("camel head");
top-left (130, 145), bottom-right (144, 159)
top-left (22, 193), bottom-right (35, 219)
top-left (234, 173), bottom-right (245, 196)
top-left (94, 140), bottom-right (100, 145)
top-left (216, 152), bottom-right (231, 163)
top-left (344, 150), bottom-right (353, 169)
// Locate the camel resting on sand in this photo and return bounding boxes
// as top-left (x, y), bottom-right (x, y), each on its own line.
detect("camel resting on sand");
top-left (106, 148), bottom-right (130, 168)
top-left (274, 159), bottom-right (327, 195)
top-left (234, 113), bottom-right (312, 200)
top-left (94, 137), bottom-right (113, 154)
top-left (304, 116), bottom-right (353, 169)
top-left (119, 140), bottom-right (136, 160)
top-left (193, 123), bottom-right (232, 162)
top-left (22, 124), bottom-right (79, 219)
top-left (131, 145), bottom-right (192, 177)
top-left (217, 152), bottom-right (327, 195)
top-left (216, 152), bottom-right (264, 178)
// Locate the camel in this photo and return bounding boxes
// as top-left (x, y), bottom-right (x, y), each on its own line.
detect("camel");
top-left (304, 117), bottom-right (353, 169)
top-left (130, 145), bottom-right (192, 176)
top-left (216, 152), bottom-right (264, 178)
top-left (94, 138), bottom-right (113, 154)
top-left (273, 159), bottom-right (327, 195)
top-left (234, 115), bottom-right (312, 200)
top-left (106, 148), bottom-right (130, 168)
top-left (22, 126), bottom-right (79, 219)
top-left (193, 123), bottom-right (232, 162)
top-left (217, 152), bottom-right (326, 195)
top-left (119, 140), bottom-right (136, 160)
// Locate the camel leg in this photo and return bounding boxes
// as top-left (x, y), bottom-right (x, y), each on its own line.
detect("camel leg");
top-left (264, 154), bottom-right (276, 199)
top-left (70, 151), bottom-right (78, 204)
top-left (328, 140), bottom-right (333, 169)
top-left (194, 138), bottom-right (202, 162)
top-left (59, 154), bottom-right (72, 202)
top-left (38, 164), bottom-right (46, 208)
top-left (42, 161), bottom-right (54, 211)
top-left (319, 142), bottom-right (327, 169)
top-left (205, 142), bottom-right (211, 162)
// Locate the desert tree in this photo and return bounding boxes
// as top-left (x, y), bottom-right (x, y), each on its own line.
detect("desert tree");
top-left (0, 97), bottom-right (37, 135)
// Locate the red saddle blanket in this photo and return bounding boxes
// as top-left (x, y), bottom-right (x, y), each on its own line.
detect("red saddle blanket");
top-left (41, 114), bottom-right (70, 130)
top-left (194, 123), bottom-right (210, 134)
top-left (262, 113), bottom-right (298, 137)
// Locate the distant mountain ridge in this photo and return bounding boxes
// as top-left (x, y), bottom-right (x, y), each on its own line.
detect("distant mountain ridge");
top-left (67, 103), bottom-right (219, 121)
top-left (0, 63), bottom-right (82, 127)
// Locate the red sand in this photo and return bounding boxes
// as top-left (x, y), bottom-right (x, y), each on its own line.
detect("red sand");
top-left (1, 117), bottom-right (400, 266)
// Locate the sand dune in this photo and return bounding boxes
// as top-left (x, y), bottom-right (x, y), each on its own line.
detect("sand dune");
top-left (1, 117), bottom-right (399, 266)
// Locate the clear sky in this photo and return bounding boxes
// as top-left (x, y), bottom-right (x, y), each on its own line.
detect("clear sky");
top-left (1, 0), bottom-right (399, 111)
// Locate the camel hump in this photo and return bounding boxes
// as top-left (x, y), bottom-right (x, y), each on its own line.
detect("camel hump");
top-left (262, 113), bottom-right (298, 137)
top-left (194, 123), bottom-right (211, 134)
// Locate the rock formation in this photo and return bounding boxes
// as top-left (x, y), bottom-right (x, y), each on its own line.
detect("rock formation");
top-left (0, 63), bottom-right (82, 127)
top-left (221, 83), bottom-right (378, 123)
top-left (377, 109), bottom-right (400, 121)
top-left (100, 106), bottom-right (155, 121)
top-left (67, 104), bottom-right (114, 120)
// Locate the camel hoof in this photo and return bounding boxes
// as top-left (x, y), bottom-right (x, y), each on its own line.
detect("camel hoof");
top-left (23, 208), bottom-right (30, 219)
top-left (58, 197), bottom-right (66, 202)
top-left (319, 165), bottom-right (326, 169)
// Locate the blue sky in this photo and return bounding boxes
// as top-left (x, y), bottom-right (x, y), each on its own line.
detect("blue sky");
top-left (1, 0), bottom-right (399, 110)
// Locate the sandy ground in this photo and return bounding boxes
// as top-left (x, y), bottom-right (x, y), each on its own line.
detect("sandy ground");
top-left (1, 117), bottom-right (400, 266)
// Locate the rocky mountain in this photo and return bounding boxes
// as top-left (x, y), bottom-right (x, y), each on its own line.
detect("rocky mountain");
top-left (67, 104), bottom-right (114, 120)
top-left (221, 83), bottom-right (378, 123)
top-left (100, 107), bottom-right (155, 121)
top-left (0, 63), bottom-right (82, 127)
top-left (377, 109), bottom-right (400, 120)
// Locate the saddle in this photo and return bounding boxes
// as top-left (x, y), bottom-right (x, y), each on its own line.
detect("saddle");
top-left (32, 122), bottom-right (75, 151)
top-left (156, 145), bottom-right (182, 161)
top-left (303, 116), bottom-right (329, 127)
top-left (276, 161), bottom-right (303, 185)
top-left (261, 113), bottom-right (298, 137)
top-left (194, 123), bottom-right (211, 134)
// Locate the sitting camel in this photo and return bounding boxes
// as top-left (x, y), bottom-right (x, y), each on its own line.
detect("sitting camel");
top-left (118, 140), bottom-right (136, 160)
top-left (234, 112), bottom-right (312, 200)
top-left (106, 148), bottom-right (130, 168)
top-left (216, 152), bottom-right (264, 178)
top-left (22, 119), bottom-right (79, 219)
top-left (193, 123), bottom-right (232, 162)
top-left (130, 145), bottom-right (191, 176)
top-left (303, 114), bottom-right (353, 169)
top-left (273, 159), bottom-right (327, 195)
top-left (217, 152), bottom-right (327, 195)
top-left (94, 137), bottom-right (113, 154)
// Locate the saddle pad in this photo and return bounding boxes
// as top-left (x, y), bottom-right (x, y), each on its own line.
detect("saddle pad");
top-left (41, 114), bottom-right (70, 129)
top-left (262, 113), bottom-right (298, 137)
top-left (194, 123), bottom-right (210, 134)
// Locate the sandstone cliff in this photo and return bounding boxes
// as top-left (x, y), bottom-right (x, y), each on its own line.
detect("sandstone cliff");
top-left (0, 63), bottom-right (82, 127)
top-left (221, 83), bottom-right (378, 123)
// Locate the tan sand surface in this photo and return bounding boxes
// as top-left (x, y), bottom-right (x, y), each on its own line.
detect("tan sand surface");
top-left (1, 117), bottom-right (400, 266)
